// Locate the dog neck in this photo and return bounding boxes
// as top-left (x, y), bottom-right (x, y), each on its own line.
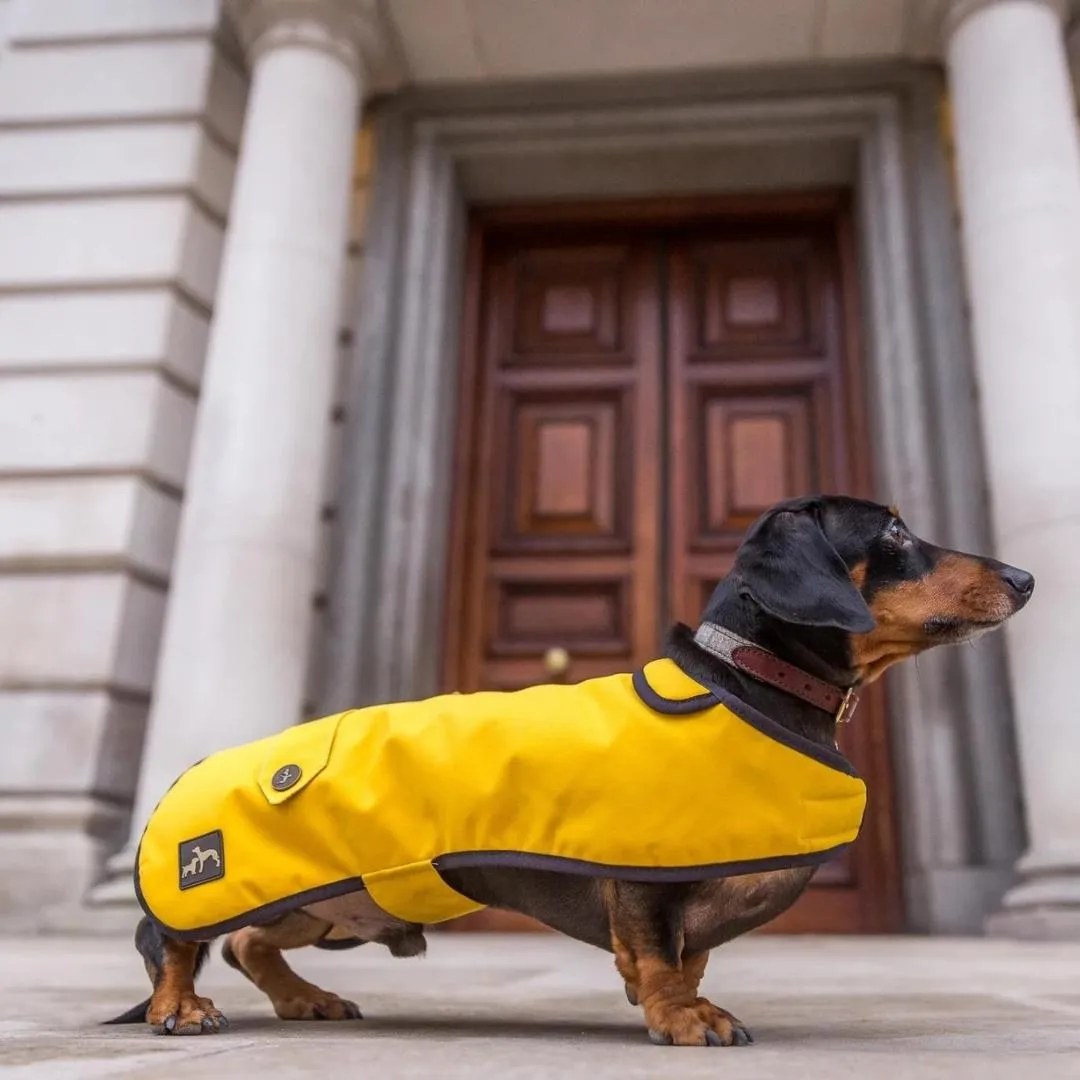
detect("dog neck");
top-left (691, 621), bottom-right (858, 722)
top-left (665, 581), bottom-right (860, 746)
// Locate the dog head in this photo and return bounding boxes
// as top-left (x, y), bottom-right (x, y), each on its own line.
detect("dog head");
top-left (719, 495), bottom-right (1034, 684)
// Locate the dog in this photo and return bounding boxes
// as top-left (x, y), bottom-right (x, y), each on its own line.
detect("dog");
top-left (106, 494), bottom-right (1033, 1046)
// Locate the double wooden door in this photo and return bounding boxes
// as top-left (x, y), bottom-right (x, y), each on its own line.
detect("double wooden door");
top-left (444, 200), bottom-right (901, 934)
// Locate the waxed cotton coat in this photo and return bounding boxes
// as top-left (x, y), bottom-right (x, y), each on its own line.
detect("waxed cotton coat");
top-left (136, 659), bottom-right (867, 938)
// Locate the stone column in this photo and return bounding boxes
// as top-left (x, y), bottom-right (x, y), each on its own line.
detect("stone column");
top-left (945, 0), bottom-right (1080, 938)
top-left (92, 0), bottom-right (370, 906)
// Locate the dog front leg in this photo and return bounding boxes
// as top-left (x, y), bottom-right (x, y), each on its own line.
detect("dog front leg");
top-left (622, 947), bottom-right (710, 1005)
top-left (605, 882), bottom-right (751, 1047)
top-left (145, 936), bottom-right (227, 1035)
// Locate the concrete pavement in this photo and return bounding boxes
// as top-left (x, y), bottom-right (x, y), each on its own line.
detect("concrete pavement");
top-left (0, 932), bottom-right (1078, 1078)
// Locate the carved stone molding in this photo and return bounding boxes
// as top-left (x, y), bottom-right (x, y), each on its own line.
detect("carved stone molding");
top-left (943, 0), bottom-right (1068, 43)
top-left (226, 0), bottom-right (404, 89)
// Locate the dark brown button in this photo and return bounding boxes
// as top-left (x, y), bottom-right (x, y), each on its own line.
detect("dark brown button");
top-left (271, 764), bottom-right (302, 791)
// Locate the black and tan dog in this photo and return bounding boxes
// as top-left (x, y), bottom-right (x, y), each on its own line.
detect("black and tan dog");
top-left (107, 495), bottom-right (1033, 1046)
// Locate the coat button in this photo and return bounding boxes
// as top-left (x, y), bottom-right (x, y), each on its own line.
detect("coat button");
top-left (271, 764), bottom-right (302, 791)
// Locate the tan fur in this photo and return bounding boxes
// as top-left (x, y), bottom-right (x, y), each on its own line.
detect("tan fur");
top-left (225, 911), bottom-right (362, 1021)
top-left (605, 881), bottom-right (748, 1047)
top-left (146, 938), bottom-right (225, 1034)
top-left (613, 937), bottom-right (745, 1047)
top-left (854, 554), bottom-right (1015, 681)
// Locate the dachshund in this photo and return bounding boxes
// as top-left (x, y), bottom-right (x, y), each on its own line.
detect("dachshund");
top-left (106, 494), bottom-right (1033, 1047)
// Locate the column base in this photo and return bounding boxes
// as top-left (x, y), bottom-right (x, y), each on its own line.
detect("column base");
top-left (33, 901), bottom-right (142, 936)
top-left (85, 843), bottom-right (140, 907)
top-left (905, 866), bottom-right (1016, 933)
top-left (0, 794), bottom-right (127, 932)
top-left (985, 868), bottom-right (1080, 940)
top-left (985, 906), bottom-right (1080, 940)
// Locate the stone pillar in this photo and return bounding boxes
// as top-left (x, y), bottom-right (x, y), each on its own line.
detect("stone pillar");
top-left (945, 0), bottom-right (1080, 938)
top-left (92, 0), bottom-right (369, 907)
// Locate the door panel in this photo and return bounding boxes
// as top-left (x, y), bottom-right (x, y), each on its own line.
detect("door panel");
top-left (444, 204), bottom-right (902, 935)
top-left (462, 242), bottom-right (661, 697)
top-left (496, 388), bottom-right (627, 552)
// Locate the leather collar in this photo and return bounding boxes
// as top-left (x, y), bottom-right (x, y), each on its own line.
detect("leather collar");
top-left (692, 622), bottom-right (860, 724)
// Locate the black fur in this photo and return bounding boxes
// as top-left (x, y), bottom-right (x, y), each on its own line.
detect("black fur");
top-left (732, 497), bottom-right (875, 633)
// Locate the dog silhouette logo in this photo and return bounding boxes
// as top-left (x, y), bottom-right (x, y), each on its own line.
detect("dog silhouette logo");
top-left (178, 830), bottom-right (225, 890)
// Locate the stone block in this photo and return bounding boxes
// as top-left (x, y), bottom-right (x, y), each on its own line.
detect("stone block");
top-left (0, 794), bottom-right (126, 917)
top-left (1, 690), bottom-right (146, 800)
top-left (0, 40), bottom-right (216, 124)
top-left (0, 123), bottom-right (236, 219)
top-left (0, 476), bottom-right (180, 578)
top-left (0, 289), bottom-right (210, 388)
top-left (7, 0), bottom-right (221, 43)
top-left (206, 46), bottom-right (247, 149)
top-left (179, 201), bottom-right (226, 307)
top-left (0, 196), bottom-right (222, 304)
top-left (0, 372), bottom-right (196, 489)
top-left (0, 573), bottom-right (166, 694)
top-left (195, 130), bottom-right (239, 219)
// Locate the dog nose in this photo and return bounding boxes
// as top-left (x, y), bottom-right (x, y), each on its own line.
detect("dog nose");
top-left (999, 565), bottom-right (1035, 599)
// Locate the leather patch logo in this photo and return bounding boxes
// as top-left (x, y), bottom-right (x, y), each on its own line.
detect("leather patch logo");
top-left (178, 830), bottom-right (224, 890)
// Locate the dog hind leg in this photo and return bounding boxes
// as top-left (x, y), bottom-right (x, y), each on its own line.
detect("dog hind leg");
top-left (222, 910), bottom-right (363, 1021)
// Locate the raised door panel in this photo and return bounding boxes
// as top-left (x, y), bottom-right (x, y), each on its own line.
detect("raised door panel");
top-left (503, 246), bottom-right (632, 364)
top-left (494, 388), bottom-right (629, 552)
top-left (692, 237), bottom-right (825, 359)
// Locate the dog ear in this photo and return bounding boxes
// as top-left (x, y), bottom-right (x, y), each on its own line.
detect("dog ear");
top-left (735, 508), bottom-right (876, 632)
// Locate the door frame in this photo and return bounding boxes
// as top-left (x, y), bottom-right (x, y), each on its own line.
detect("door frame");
top-left (320, 71), bottom-right (1025, 934)
top-left (441, 195), bottom-right (903, 934)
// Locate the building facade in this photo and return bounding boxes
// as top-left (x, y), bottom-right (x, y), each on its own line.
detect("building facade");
top-left (0, 0), bottom-right (1078, 939)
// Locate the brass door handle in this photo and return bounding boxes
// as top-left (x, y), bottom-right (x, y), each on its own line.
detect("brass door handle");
top-left (543, 646), bottom-right (570, 678)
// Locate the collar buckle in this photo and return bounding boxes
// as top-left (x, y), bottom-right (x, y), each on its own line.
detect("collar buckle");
top-left (835, 687), bottom-right (859, 725)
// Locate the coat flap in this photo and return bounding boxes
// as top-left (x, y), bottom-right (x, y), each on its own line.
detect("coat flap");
top-left (256, 712), bottom-right (344, 805)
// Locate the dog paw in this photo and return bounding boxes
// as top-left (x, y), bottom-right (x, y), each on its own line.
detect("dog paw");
top-left (149, 993), bottom-right (228, 1036)
top-left (645, 998), bottom-right (753, 1047)
top-left (273, 988), bottom-right (363, 1022)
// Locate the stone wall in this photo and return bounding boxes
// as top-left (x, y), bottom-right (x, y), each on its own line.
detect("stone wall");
top-left (0, 0), bottom-right (244, 921)
top-left (0, 0), bottom-right (375, 927)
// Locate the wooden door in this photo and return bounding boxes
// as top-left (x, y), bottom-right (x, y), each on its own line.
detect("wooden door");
top-left (444, 200), bottom-right (902, 934)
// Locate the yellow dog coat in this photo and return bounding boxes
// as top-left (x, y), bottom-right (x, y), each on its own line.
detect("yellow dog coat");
top-left (135, 659), bottom-right (867, 938)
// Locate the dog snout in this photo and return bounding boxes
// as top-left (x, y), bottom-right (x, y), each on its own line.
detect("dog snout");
top-left (998, 564), bottom-right (1035, 604)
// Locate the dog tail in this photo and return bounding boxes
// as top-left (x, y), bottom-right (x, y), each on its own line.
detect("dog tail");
top-left (102, 998), bottom-right (151, 1025)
